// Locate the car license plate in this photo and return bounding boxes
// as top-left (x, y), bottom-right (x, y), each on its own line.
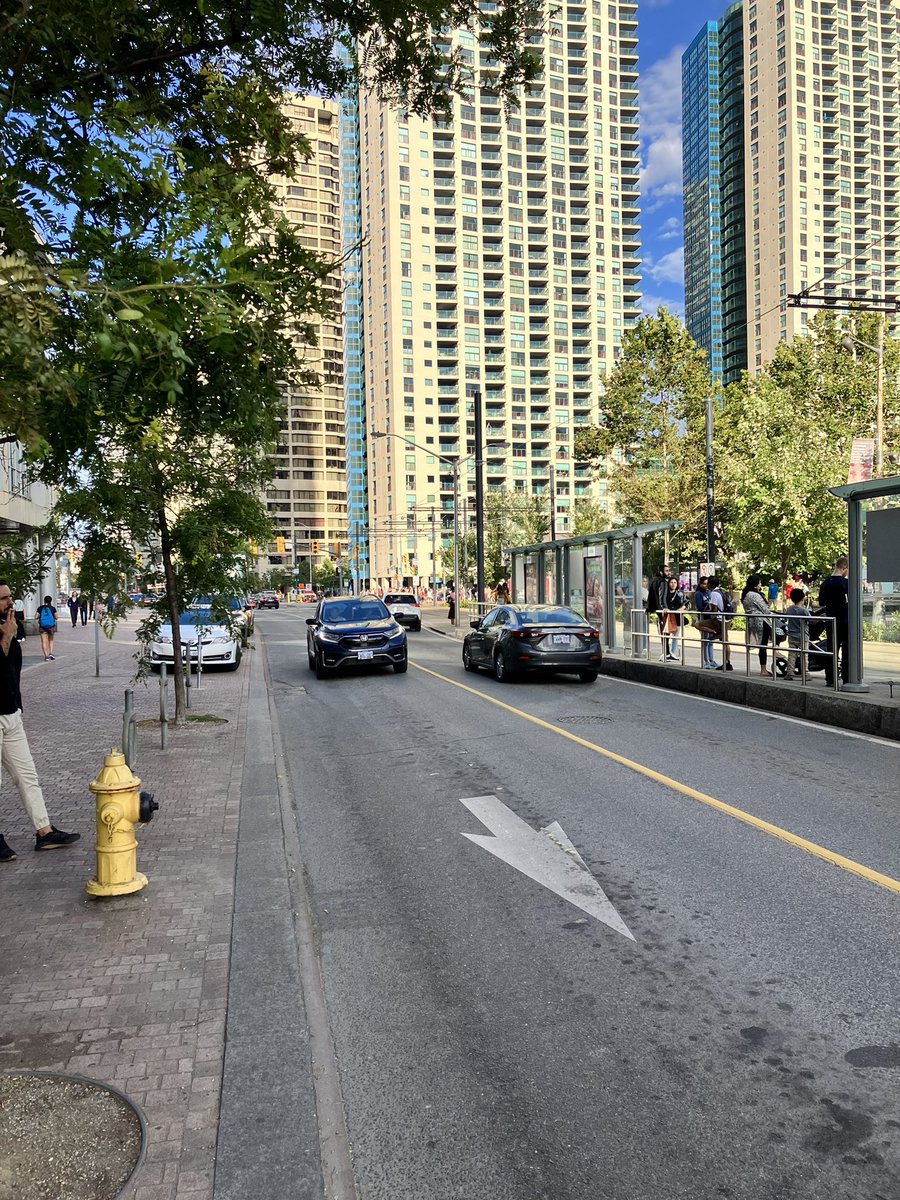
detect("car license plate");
top-left (552, 634), bottom-right (571, 645)
top-left (357, 649), bottom-right (374, 660)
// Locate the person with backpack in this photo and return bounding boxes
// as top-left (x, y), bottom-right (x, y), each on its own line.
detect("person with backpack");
top-left (646, 563), bottom-right (672, 661)
top-left (707, 576), bottom-right (734, 671)
top-left (0, 580), bottom-right (81, 861)
top-left (36, 595), bottom-right (57, 661)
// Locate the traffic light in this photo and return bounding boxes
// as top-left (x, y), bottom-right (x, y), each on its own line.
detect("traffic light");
top-left (135, 552), bottom-right (143, 567)
top-left (311, 539), bottom-right (320, 555)
top-left (275, 536), bottom-right (286, 555)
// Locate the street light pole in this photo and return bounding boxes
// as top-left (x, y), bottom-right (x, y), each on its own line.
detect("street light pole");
top-left (705, 392), bottom-right (715, 566)
top-left (473, 389), bottom-right (485, 609)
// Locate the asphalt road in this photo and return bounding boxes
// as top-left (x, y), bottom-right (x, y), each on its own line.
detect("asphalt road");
top-left (259, 608), bottom-right (900, 1200)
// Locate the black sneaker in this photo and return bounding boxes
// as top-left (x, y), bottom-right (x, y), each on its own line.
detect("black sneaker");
top-left (35, 827), bottom-right (81, 851)
top-left (724, 663), bottom-right (734, 671)
top-left (0, 835), bottom-right (17, 862)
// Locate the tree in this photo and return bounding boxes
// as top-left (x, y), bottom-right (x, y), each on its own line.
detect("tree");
top-left (571, 499), bottom-right (609, 537)
top-left (574, 309), bottom-right (716, 557)
top-left (2, 0), bottom-right (542, 718)
top-left (716, 312), bottom-right (900, 582)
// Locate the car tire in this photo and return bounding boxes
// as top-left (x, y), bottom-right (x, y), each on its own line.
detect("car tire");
top-left (578, 669), bottom-right (598, 683)
top-left (412, 620), bottom-right (421, 632)
top-left (225, 647), bottom-right (242, 672)
top-left (307, 645), bottom-right (316, 672)
top-left (274, 602), bottom-right (279, 609)
top-left (393, 654), bottom-right (408, 674)
top-left (493, 650), bottom-right (514, 682)
top-left (462, 644), bottom-right (477, 672)
top-left (315, 650), bottom-right (329, 680)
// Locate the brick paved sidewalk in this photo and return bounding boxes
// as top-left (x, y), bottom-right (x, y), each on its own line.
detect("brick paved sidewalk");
top-left (0, 617), bottom-right (250, 1200)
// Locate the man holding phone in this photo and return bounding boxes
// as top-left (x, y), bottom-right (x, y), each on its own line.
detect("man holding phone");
top-left (0, 580), bottom-right (80, 862)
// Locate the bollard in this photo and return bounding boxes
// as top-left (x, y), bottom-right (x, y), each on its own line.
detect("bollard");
top-left (85, 749), bottom-right (158, 897)
top-left (159, 662), bottom-right (168, 750)
top-left (122, 688), bottom-right (136, 770)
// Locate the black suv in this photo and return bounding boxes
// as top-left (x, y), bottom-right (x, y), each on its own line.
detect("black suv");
top-left (306, 597), bottom-right (408, 679)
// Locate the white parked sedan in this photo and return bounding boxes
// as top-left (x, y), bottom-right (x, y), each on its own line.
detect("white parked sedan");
top-left (149, 608), bottom-right (242, 671)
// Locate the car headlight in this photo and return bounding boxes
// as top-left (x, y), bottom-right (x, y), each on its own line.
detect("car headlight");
top-left (317, 627), bottom-right (341, 643)
top-left (204, 635), bottom-right (232, 645)
top-left (388, 625), bottom-right (406, 642)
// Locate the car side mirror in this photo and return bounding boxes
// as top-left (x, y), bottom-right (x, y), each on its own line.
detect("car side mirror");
top-left (470, 618), bottom-right (481, 629)
top-left (306, 617), bottom-right (315, 626)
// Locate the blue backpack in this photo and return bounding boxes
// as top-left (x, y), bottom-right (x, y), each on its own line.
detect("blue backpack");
top-left (38, 606), bottom-right (55, 630)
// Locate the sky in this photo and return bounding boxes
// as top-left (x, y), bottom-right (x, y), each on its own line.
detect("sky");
top-left (638, 0), bottom-right (733, 318)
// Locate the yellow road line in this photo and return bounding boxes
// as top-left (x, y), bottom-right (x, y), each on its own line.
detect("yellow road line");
top-left (411, 661), bottom-right (900, 897)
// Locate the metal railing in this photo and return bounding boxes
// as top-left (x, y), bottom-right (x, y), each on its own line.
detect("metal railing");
top-left (628, 608), bottom-right (838, 691)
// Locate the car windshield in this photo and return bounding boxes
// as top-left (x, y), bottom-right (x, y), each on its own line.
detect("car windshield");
top-left (322, 601), bottom-right (388, 623)
top-left (191, 596), bottom-right (241, 610)
top-left (517, 608), bottom-right (585, 626)
top-left (386, 595), bottom-right (417, 605)
top-left (178, 609), bottom-right (218, 625)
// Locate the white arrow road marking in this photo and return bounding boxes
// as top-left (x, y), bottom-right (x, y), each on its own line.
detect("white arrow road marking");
top-left (460, 795), bottom-right (634, 940)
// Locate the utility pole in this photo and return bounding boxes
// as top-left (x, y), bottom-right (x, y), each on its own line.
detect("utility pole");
top-left (705, 393), bottom-right (715, 567)
top-left (430, 506), bottom-right (437, 604)
top-left (474, 388), bottom-right (485, 608)
top-left (549, 465), bottom-right (556, 544)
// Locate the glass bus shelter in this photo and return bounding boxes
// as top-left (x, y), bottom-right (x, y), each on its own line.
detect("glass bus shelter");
top-left (508, 521), bottom-right (680, 654)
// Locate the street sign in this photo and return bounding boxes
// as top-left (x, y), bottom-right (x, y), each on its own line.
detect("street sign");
top-left (460, 795), bottom-right (634, 939)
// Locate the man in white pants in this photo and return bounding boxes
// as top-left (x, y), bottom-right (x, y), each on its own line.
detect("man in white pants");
top-left (0, 580), bottom-right (80, 862)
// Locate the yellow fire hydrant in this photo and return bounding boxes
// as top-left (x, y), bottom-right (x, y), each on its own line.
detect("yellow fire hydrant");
top-left (86, 749), bottom-right (158, 897)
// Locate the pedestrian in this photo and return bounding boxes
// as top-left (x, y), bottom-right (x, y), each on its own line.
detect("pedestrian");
top-left (785, 586), bottom-right (812, 676)
top-left (78, 594), bottom-right (88, 626)
top-left (818, 555), bottom-right (850, 688)
top-left (694, 576), bottom-right (717, 669)
top-left (67, 592), bottom-right (79, 628)
top-left (448, 588), bottom-right (456, 623)
top-left (646, 563), bottom-right (672, 660)
top-left (13, 596), bottom-right (26, 642)
top-left (35, 595), bottom-right (58, 661)
top-left (660, 576), bottom-right (684, 661)
top-left (767, 578), bottom-right (779, 606)
top-left (706, 576), bottom-right (734, 671)
top-left (0, 580), bottom-right (81, 862)
top-left (740, 574), bottom-right (782, 677)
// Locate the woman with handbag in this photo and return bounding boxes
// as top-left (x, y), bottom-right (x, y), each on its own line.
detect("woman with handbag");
top-left (661, 575), bottom-right (685, 661)
top-left (741, 574), bottom-right (785, 677)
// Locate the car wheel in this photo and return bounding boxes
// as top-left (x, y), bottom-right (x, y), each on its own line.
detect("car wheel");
top-left (493, 650), bottom-right (514, 682)
top-left (578, 669), bottom-right (598, 683)
top-left (315, 649), bottom-right (329, 680)
top-left (462, 644), bottom-right (478, 672)
top-left (393, 653), bottom-right (408, 674)
top-left (226, 647), bottom-right (242, 672)
top-left (274, 602), bottom-right (279, 609)
top-left (307, 645), bottom-right (316, 671)
top-left (412, 620), bottom-right (421, 632)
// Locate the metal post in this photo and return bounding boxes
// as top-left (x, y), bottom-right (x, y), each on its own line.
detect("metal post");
top-left (843, 499), bottom-right (868, 691)
top-left (632, 531), bottom-right (646, 658)
top-left (705, 393), bottom-right (715, 566)
top-left (430, 505), bottom-right (437, 605)
top-left (159, 663), bottom-right (168, 749)
top-left (452, 465), bottom-right (460, 628)
top-left (184, 654), bottom-right (191, 709)
top-left (549, 464), bottom-right (556, 544)
top-left (94, 609), bottom-right (101, 678)
top-left (196, 638), bottom-right (203, 691)
top-left (875, 319), bottom-right (884, 477)
top-left (122, 689), bottom-right (134, 768)
top-left (474, 388), bottom-right (485, 608)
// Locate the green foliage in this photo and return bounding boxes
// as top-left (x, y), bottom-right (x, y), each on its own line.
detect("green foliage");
top-left (574, 309), bottom-right (716, 553)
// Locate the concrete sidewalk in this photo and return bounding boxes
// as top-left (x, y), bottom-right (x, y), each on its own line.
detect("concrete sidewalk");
top-left (0, 618), bottom-right (250, 1200)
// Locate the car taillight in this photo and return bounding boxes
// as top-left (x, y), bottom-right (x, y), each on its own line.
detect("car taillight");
top-left (580, 628), bottom-right (600, 639)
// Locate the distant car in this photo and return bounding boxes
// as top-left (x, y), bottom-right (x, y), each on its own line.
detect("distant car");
top-left (306, 596), bottom-right (407, 679)
top-left (462, 604), bottom-right (602, 683)
top-left (382, 592), bottom-right (422, 632)
top-left (256, 591), bottom-right (280, 610)
top-left (299, 590), bottom-right (317, 604)
top-left (190, 595), bottom-right (253, 634)
top-left (149, 608), bottom-right (242, 671)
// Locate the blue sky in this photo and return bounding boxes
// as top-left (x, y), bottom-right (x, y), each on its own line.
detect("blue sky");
top-left (638, 0), bottom-right (731, 317)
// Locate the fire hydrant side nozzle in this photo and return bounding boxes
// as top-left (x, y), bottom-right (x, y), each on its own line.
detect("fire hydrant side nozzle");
top-left (85, 749), bottom-right (155, 898)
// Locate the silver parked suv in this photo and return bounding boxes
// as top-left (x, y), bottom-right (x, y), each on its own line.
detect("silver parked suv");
top-left (382, 593), bottom-right (421, 632)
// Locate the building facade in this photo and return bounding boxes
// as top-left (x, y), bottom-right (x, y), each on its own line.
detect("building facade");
top-left (0, 440), bottom-right (55, 613)
top-left (684, 0), bottom-right (899, 377)
top-left (265, 98), bottom-right (347, 583)
top-left (354, 3), bottom-right (641, 590)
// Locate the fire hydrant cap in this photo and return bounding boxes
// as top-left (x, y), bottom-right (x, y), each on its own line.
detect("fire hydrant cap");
top-left (89, 749), bottom-right (141, 795)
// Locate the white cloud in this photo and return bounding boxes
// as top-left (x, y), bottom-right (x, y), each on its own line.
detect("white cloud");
top-left (640, 45), bottom-right (685, 199)
top-left (658, 216), bottom-right (682, 240)
top-left (646, 245), bottom-right (685, 286)
top-left (640, 292), bottom-right (685, 319)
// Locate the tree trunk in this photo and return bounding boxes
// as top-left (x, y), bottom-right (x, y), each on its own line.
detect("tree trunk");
top-left (158, 506), bottom-right (186, 726)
